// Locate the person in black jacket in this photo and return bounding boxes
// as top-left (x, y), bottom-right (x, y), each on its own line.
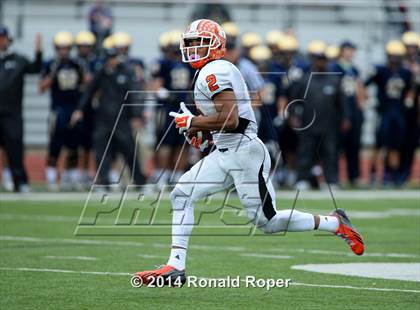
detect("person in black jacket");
top-left (71, 47), bottom-right (145, 188)
top-left (292, 41), bottom-right (350, 190)
top-left (0, 25), bottom-right (42, 192)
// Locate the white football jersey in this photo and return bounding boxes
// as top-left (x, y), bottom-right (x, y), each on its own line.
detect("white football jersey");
top-left (193, 59), bottom-right (258, 149)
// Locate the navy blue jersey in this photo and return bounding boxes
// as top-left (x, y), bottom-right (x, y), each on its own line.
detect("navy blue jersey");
top-left (280, 58), bottom-right (310, 97)
top-left (129, 57), bottom-right (145, 69)
top-left (42, 58), bottom-right (84, 109)
top-left (77, 55), bottom-right (101, 74)
top-left (151, 57), bottom-right (194, 105)
top-left (365, 65), bottom-right (412, 113)
top-left (330, 61), bottom-right (361, 117)
top-left (260, 60), bottom-right (286, 117)
top-left (128, 56), bottom-right (146, 84)
top-left (330, 61), bottom-right (359, 97)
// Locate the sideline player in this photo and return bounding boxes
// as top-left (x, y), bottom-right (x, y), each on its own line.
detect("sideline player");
top-left (365, 40), bottom-right (412, 186)
top-left (39, 32), bottom-right (84, 191)
top-left (134, 20), bottom-right (365, 285)
top-left (75, 30), bottom-right (97, 187)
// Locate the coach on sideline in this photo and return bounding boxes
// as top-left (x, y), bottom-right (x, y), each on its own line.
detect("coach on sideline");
top-left (71, 46), bottom-right (146, 188)
top-left (0, 26), bottom-right (43, 192)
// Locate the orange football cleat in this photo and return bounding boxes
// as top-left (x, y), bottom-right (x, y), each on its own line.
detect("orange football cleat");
top-left (331, 209), bottom-right (365, 255)
top-left (133, 264), bottom-right (186, 287)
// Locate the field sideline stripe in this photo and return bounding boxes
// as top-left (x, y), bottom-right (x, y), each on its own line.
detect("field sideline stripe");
top-left (1, 190), bottom-right (419, 201)
top-left (0, 267), bottom-right (418, 294)
top-left (1, 208), bottom-right (418, 223)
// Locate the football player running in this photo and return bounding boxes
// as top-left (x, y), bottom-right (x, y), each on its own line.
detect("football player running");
top-left (134, 19), bottom-right (364, 286)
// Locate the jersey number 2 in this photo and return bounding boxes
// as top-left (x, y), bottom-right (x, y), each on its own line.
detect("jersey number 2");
top-left (206, 74), bottom-right (219, 92)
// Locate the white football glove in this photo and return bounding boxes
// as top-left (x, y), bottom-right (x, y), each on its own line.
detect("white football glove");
top-left (169, 102), bottom-right (195, 134)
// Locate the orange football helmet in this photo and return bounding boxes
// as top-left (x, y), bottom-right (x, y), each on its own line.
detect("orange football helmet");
top-left (180, 19), bottom-right (226, 69)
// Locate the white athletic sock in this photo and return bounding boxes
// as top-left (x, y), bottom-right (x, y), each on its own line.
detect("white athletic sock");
top-left (167, 247), bottom-right (187, 271)
top-left (172, 170), bottom-right (184, 183)
top-left (161, 169), bottom-right (170, 182)
top-left (273, 209), bottom-right (316, 231)
top-left (2, 167), bottom-right (12, 181)
top-left (46, 167), bottom-right (57, 184)
top-left (109, 169), bottom-right (120, 183)
top-left (317, 215), bottom-right (339, 233)
top-left (61, 169), bottom-right (70, 182)
top-left (69, 168), bottom-right (81, 184)
top-left (156, 169), bottom-right (169, 188)
top-left (81, 170), bottom-right (90, 183)
top-left (152, 168), bottom-right (163, 180)
top-left (2, 168), bottom-right (13, 191)
top-left (167, 189), bottom-right (194, 270)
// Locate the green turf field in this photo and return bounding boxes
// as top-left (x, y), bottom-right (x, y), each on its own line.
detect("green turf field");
top-left (1, 193), bottom-right (419, 309)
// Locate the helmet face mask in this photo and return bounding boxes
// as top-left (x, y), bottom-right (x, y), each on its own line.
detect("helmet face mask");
top-left (180, 19), bottom-right (226, 69)
top-left (181, 32), bottom-right (219, 63)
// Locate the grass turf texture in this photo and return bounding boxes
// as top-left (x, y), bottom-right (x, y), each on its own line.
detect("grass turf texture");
top-left (0, 195), bottom-right (419, 309)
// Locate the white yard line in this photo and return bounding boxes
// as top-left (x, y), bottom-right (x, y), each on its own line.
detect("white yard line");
top-left (137, 254), bottom-right (168, 259)
top-left (240, 253), bottom-right (293, 259)
top-left (0, 214), bottom-right (80, 222)
top-left (0, 267), bottom-right (129, 276)
top-left (1, 235), bottom-right (418, 258)
top-left (1, 190), bottom-right (419, 201)
top-left (0, 267), bottom-right (419, 293)
top-left (44, 255), bottom-right (98, 261)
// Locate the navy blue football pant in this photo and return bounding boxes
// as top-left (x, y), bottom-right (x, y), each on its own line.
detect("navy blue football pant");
top-left (341, 111), bottom-right (362, 182)
top-left (48, 107), bottom-right (79, 166)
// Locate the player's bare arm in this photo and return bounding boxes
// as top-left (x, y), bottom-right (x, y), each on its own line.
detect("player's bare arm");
top-left (190, 91), bottom-right (239, 131)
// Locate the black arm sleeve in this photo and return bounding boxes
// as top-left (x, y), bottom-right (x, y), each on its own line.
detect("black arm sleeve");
top-left (78, 70), bottom-right (101, 112)
top-left (364, 69), bottom-right (378, 87)
top-left (24, 51), bottom-right (43, 74)
top-left (288, 77), bottom-right (305, 116)
top-left (127, 68), bottom-right (144, 118)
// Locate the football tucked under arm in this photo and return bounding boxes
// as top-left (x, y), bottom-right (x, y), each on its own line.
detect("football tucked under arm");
top-left (184, 127), bottom-right (213, 152)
